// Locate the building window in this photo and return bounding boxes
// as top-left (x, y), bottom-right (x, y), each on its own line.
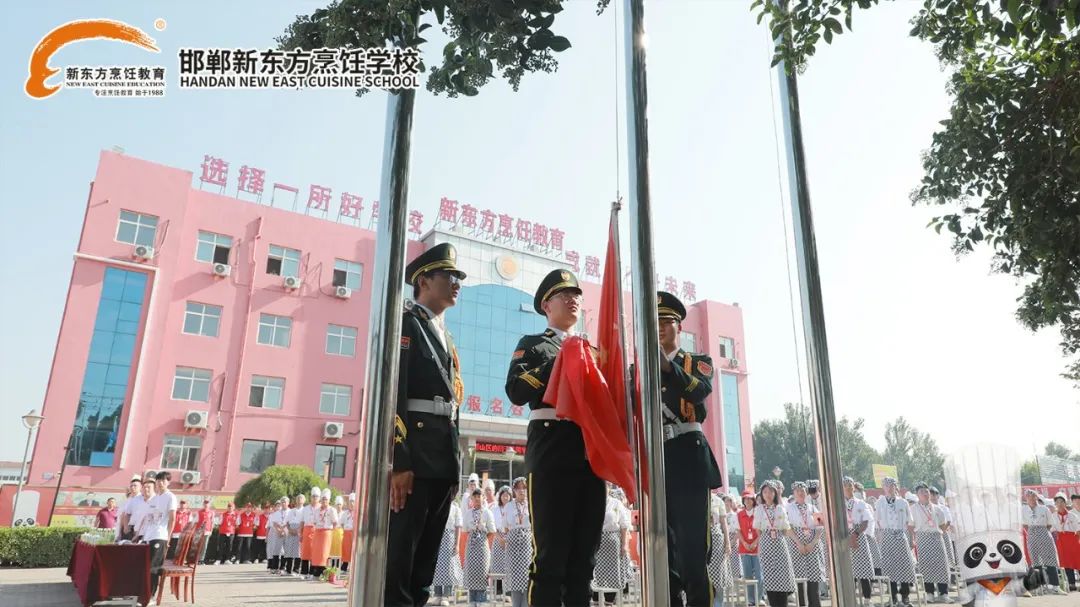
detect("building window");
top-left (160, 434), bottom-right (202, 471)
top-left (248, 375), bottom-right (285, 409)
top-left (266, 244), bottom-right (301, 277)
top-left (319, 383), bottom-right (351, 416)
top-left (257, 314), bottom-right (292, 347)
top-left (332, 259), bottom-right (363, 290)
top-left (314, 444), bottom-right (347, 479)
top-left (115, 210), bottom-right (158, 247)
top-left (679, 331), bottom-right (697, 352)
top-left (721, 373), bottom-right (745, 491)
top-left (326, 324), bottom-right (357, 357)
top-left (182, 302), bottom-right (222, 337)
top-left (718, 336), bottom-right (736, 359)
top-left (70, 268), bottom-right (148, 467)
top-left (239, 439), bottom-right (277, 474)
top-left (172, 367), bottom-right (212, 402)
top-left (195, 231), bottom-right (233, 264)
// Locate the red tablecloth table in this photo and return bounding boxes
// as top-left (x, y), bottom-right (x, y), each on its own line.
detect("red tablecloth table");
top-left (67, 540), bottom-right (151, 607)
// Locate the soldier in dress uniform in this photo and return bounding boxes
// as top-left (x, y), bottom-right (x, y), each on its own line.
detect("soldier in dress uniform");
top-left (657, 291), bottom-right (724, 607)
top-left (505, 269), bottom-right (606, 607)
top-left (386, 242), bottom-right (467, 607)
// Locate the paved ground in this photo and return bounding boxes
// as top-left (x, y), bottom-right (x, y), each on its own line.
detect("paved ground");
top-left (1, 564), bottom-right (1077, 606)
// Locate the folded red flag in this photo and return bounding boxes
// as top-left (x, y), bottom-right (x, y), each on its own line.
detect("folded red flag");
top-left (543, 336), bottom-right (636, 504)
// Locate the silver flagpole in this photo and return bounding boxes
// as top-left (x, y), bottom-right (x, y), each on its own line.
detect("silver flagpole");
top-left (622, 0), bottom-right (669, 604)
top-left (771, 1), bottom-right (855, 605)
top-left (348, 86), bottom-right (416, 606)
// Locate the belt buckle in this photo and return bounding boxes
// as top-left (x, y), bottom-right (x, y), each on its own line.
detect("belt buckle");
top-left (663, 425), bottom-right (676, 441)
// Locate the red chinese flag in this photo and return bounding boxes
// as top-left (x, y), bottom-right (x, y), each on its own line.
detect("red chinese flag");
top-left (542, 217), bottom-right (636, 503)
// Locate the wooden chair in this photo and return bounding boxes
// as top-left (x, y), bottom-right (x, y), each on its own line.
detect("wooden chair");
top-left (156, 531), bottom-right (206, 605)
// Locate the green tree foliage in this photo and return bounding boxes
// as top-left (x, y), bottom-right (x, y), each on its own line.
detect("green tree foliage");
top-left (278, 0), bottom-right (610, 97)
top-left (234, 465), bottom-right (338, 507)
top-left (754, 0), bottom-right (1080, 381)
top-left (752, 403), bottom-right (887, 487)
top-left (882, 417), bottom-right (945, 488)
top-left (1043, 441), bottom-right (1078, 460)
top-left (1020, 459), bottom-right (1042, 485)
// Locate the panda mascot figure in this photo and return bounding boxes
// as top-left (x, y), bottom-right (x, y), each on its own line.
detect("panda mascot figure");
top-left (944, 444), bottom-right (1043, 607)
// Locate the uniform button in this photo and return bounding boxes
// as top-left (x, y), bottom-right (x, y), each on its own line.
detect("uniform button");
top-left (696, 439), bottom-right (701, 446)
top-left (417, 422), bottom-right (424, 429)
top-left (661, 387), bottom-right (666, 392)
top-left (544, 422), bottom-right (550, 428)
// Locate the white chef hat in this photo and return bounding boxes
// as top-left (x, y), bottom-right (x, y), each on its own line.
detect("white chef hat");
top-left (348, 492), bottom-right (357, 502)
top-left (944, 443), bottom-right (1026, 581)
top-left (468, 473), bottom-right (480, 483)
top-left (483, 479), bottom-right (495, 490)
top-left (335, 495), bottom-right (344, 505)
top-left (312, 486), bottom-right (322, 497)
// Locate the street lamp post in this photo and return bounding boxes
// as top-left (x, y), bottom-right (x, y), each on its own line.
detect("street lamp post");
top-left (506, 446), bottom-right (515, 484)
top-left (12, 409), bottom-right (44, 527)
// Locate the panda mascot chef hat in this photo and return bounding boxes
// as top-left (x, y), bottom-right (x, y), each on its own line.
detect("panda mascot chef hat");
top-left (944, 443), bottom-right (1039, 605)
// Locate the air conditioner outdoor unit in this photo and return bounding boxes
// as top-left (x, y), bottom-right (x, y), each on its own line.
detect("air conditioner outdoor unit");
top-left (283, 275), bottom-right (302, 290)
top-left (334, 286), bottom-right (352, 299)
top-left (133, 244), bottom-right (154, 261)
top-left (185, 410), bottom-right (209, 430)
top-left (180, 470), bottom-right (201, 485)
top-left (211, 262), bottom-right (231, 277)
top-left (141, 469), bottom-right (159, 482)
top-left (323, 421), bottom-right (344, 439)
top-left (728, 358), bottom-right (740, 369)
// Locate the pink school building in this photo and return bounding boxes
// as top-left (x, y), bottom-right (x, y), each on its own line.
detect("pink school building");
top-left (2, 151), bottom-right (754, 527)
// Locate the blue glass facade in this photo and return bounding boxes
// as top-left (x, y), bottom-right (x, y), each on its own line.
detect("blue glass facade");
top-left (444, 284), bottom-right (548, 417)
top-left (70, 268), bottom-right (148, 467)
top-left (721, 372), bottom-right (745, 490)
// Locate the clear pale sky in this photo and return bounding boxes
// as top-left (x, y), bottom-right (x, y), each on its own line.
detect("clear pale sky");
top-left (2, 1), bottom-right (1078, 465)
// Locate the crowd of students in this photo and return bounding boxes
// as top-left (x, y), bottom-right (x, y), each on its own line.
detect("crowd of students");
top-left (91, 469), bottom-right (1080, 607)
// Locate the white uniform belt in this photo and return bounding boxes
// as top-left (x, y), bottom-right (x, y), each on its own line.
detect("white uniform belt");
top-left (529, 408), bottom-right (558, 421)
top-left (407, 397), bottom-right (455, 417)
top-left (663, 421), bottom-right (702, 441)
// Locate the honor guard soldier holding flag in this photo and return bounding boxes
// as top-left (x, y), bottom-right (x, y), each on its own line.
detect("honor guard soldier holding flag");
top-left (506, 269), bottom-right (606, 607)
top-left (656, 291), bottom-right (723, 607)
top-left (387, 243), bottom-right (467, 607)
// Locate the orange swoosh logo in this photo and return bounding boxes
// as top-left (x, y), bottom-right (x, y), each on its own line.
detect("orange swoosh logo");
top-left (25, 19), bottom-right (159, 99)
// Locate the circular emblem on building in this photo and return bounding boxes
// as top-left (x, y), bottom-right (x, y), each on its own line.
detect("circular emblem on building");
top-left (494, 255), bottom-right (519, 280)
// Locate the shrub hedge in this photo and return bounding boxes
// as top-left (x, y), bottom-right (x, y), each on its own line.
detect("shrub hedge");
top-left (0, 526), bottom-right (90, 568)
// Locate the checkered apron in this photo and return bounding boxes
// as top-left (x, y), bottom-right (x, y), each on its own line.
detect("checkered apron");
top-left (944, 536), bottom-right (957, 568)
top-left (1026, 525), bottom-right (1060, 568)
top-left (869, 533), bottom-right (883, 570)
top-left (265, 524), bottom-right (285, 560)
top-left (464, 511), bottom-right (491, 591)
top-left (506, 528), bottom-right (532, 592)
top-left (788, 528), bottom-right (825, 582)
top-left (433, 526), bottom-right (463, 588)
top-left (491, 533), bottom-right (508, 576)
top-left (879, 529), bottom-right (917, 584)
top-left (592, 530), bottom-right (626, 591)
top-left (915, 531), bottom-right (949, 585)
top-left (851, 534), bottom-right (876, 580)
top-left (708, 523), bottom-right (732, 591)
top-left (283, 519), bottom-right (301, 559)
top-left (759, 528), bottom-right (797, 593)
top-left (726, 522), bottom-right (744, 581)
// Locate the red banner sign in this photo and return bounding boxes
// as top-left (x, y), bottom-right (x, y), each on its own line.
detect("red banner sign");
top-left (475, 441), bottom-right (525, 455)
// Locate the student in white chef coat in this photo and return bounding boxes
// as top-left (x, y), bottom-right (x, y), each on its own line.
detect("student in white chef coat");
top-left (505, 477), bottom-right (532, 607)
top-left (843, 477), bottom-right (876, 602)
top-left (463, 489), bottom-right (497, 607)
top-left (1023, 489), bottom-right (1065, 595)
top-left (786, 481), bottom-right (824, 607)
top-left (910, 483), bottom-right (952, 603)
top-left (875, 477), bottom-right (917, 607)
